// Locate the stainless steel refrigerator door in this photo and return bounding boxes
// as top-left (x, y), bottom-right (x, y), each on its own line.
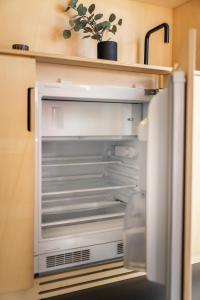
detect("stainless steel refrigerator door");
top-left (124, 71), bottom-right (185, 300)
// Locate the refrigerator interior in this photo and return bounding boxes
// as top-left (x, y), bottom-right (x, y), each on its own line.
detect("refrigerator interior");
top-left (41, 138), bottom-right (147, 238)
top-left (36, 95), bottom-right (149, 274)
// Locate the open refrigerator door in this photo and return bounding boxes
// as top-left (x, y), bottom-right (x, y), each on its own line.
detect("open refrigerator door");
top-left (123, 71), bottom-right (185, 300)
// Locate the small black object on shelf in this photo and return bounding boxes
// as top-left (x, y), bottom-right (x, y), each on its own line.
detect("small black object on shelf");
top-left (12, 44), bottom-right (29, 51)
top-left (97, 41), bottom-right (117, 61)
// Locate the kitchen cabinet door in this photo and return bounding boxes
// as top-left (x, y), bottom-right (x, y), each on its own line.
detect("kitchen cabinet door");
top-left (0, 55), bottom-right (35, 293)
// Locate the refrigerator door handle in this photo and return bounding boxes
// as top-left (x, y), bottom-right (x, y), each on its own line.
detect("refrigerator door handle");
top-left (27, 87), bottom-right (34, 132)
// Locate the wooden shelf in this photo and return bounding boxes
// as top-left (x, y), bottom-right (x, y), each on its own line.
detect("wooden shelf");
top-left (0, 48), bottom-right (172, 75)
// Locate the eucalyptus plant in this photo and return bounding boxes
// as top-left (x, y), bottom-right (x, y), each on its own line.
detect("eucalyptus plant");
top-left (63, 0), bottom-right (122, 43)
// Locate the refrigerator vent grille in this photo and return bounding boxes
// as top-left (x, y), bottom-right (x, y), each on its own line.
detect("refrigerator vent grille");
top-left (117, 243), bottom-right (124, 255)
top-left (46, 249), bottom-right (90, 269)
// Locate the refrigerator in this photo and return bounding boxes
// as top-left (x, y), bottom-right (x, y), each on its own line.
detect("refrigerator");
top-left (34, 70), bottom-right (185, 300)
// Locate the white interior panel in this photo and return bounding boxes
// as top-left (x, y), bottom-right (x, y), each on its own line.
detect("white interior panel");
top-left (42, 101), bottom-right (141, 136)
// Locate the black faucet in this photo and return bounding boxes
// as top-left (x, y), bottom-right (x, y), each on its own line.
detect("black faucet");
top-left (144, 23), bottom-right (170, 65)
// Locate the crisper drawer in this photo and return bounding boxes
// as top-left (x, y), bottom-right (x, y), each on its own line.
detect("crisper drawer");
top-left (42, 100), bottom-right (141, 136)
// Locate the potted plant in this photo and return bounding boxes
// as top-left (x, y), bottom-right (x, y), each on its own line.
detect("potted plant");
top-left (63, 0), bottom-right (122, 61)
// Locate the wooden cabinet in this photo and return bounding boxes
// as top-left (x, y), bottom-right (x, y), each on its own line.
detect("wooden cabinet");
top-left (191, 73), bottom-right (200, 264)
top-left (182, 29), bottom-right (198, 300)
top-left (0, 55), bottom-right (35, 293)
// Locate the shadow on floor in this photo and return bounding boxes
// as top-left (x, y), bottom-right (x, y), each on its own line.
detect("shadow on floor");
top-left (49, 276), bottom-right (165, 300)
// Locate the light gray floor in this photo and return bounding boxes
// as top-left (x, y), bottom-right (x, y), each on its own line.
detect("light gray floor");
top-left (51, 276), bottom-right (165, 300)
top-left (192, 263), bottom-right (200, 300)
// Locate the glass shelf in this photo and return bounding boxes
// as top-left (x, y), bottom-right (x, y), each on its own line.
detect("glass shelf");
top-left (42, 201), bottom-right (126, 228)
top-left (42, 182), bottom-right (137, 196)
top-left (42, 156), bottom-right (122, 167)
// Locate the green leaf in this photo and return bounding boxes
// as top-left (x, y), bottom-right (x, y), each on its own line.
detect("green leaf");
top-left (109, 13), bottom-right (116, 22)
top-left (82, 35), bottom-right (91, 39)
top-left (74, 16), bottom-right (82, 22)
top-left (80, 20), bottom-right (88, 28)
top-left (63, 30), bottom-right (71, 39)
top-left (88, 13), bottom-right (94, 21)
top-left (83, 27), bottom-right (93, 33)
top-left (94, 13), bottom-right (103, 20)
top-left (95, 21), bottom-right (111, 33)
top-left (99, 21), bottom-right (111, 29)
top-left (91, 34), bottom-right (101, 40)
top-left (81, 6), bottom-right (87, 15)
top-left (96, 23), bottom-right (103, 31)
top-left (77, 3), bottom-right (83, 10)
top-left (88, 3), bottom-right (95, 14)
top-left (70, 0), bottom-right (78, 8)
top-left (118, 18), bottom-right (122, 26)
top-left (77, 4), bottom-right (87, 16)
top-left (111, 24), bottom-right (117, 34)
top-left (74, 23), bottom-right (82, 31)
top-left (73, 17), bottom-right (87, 29)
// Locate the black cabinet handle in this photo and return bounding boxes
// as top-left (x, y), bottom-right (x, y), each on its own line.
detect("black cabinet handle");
top-left (27, 88), bottom-right (32, 132)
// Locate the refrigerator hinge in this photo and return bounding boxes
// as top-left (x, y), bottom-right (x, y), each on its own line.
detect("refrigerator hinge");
top-left (145, 89), bottom-right (159, 96)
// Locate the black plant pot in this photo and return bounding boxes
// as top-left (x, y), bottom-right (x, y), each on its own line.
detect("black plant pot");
top-left (97, 41), bottom-right (117, 61)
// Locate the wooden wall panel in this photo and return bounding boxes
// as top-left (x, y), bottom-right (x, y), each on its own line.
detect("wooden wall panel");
top-left (173, 0), bottom-right (200, 69)
top-left (36, 62), bottom-right (158, 88)
top-left (0, 55), bottom-right (35, 294)
top-left (191, 73), bottom-right (200, 263)
top-left (0, 0), bottom-right (173, 66)
top-left (135, 0), bottom-right (190, 8)
top-left (181, 29), bottom-right (196, 300)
